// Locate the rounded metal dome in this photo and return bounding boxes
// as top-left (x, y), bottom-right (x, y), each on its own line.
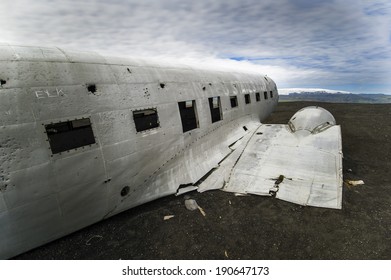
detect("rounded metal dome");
top-left (288, 106), bottom-right (336, 134)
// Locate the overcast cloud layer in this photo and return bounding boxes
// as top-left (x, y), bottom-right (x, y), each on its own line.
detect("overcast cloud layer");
top-left (1, 0), bottom-right (390, 93)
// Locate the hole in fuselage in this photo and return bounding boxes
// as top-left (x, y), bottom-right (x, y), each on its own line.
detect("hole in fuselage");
top-left (87, 84), bottom-right (96, 93)
top-left (121, 186), bottom-right (130, 197)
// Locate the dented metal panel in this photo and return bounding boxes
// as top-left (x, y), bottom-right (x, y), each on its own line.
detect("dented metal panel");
top-left (0, 195), bottom-right (6, 213)
top-left (0, 195), bottom-right (63, 260)
top-left (0, 44), bottom-right (19, 61)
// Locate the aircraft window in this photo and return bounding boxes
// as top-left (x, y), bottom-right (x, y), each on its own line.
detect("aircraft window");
top-left (178, 100), bottom-right (199, 133)
top-left (230, 96), bottom-right (238, 108)
top-left (270, 91), bottom-right (273, 98)
top-left (133, 108), bottom-right (159, 132)
top-left (208, 96), bottom-right (222, 123)
top-left (45, 118), bottom-right (95, 154)
top-left (245, 94), bottom-right (251, 104)
top-left (264, 91), bottom-right (268, 100)
top-left (256, 92), bottom-right (260, 102)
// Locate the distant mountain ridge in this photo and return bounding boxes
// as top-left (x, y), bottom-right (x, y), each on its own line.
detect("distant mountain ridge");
top-left (278, 88), bottom-right (391, 103)
top-left (278, 88), bottom-right (351, 95)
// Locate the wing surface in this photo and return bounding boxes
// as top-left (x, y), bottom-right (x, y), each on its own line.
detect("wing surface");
top-left (198, 107), bottom-right (343, 209)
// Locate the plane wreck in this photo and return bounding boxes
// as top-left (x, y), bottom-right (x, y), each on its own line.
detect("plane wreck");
top-left (0, 44), bottom-right (342, 259)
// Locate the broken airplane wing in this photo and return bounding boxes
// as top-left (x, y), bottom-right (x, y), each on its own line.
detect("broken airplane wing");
top-left (199, 106), bottom-right (343, 209)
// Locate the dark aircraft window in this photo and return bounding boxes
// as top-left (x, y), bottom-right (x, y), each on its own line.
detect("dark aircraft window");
top-left (178, 100), bottom-right (199, 133)
top-left (270, 91), bottom-right (273, 98)
top-left (244, 94), bottom-right (251, 104)
top-left (208, 96), bottom-right (222, 123)
top-left (133, 108), bottom-right (159, 132)
top-left (45, 118), bottom-right (95, 154)
top-left (256, 92), bottom-right (260, 102)
top-left (264, 91), bottom-right (268, 100)
top-left (230, 96), bottom-right (238, 108)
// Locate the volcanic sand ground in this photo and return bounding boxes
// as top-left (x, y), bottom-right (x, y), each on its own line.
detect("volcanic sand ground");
top-left (15, 102), bottom-right (391, 259)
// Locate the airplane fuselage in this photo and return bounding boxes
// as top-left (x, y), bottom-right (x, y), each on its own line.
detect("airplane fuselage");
top-left (0, 45), bottom-right (278, 259)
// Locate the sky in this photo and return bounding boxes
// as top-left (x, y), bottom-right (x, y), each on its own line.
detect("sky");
top-left (1, 0), bottom-right (390, 93)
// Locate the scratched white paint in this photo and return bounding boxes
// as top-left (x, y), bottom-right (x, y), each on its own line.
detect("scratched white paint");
top-left (34, 88), bottom-right (64, 99)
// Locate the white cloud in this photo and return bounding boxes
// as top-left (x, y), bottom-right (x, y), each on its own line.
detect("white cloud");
top-left (1, 0), bottom-right (390, 92)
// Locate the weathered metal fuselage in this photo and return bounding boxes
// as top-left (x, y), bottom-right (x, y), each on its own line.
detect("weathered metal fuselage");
top-left (0, 45), bottom-right (278, 259)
